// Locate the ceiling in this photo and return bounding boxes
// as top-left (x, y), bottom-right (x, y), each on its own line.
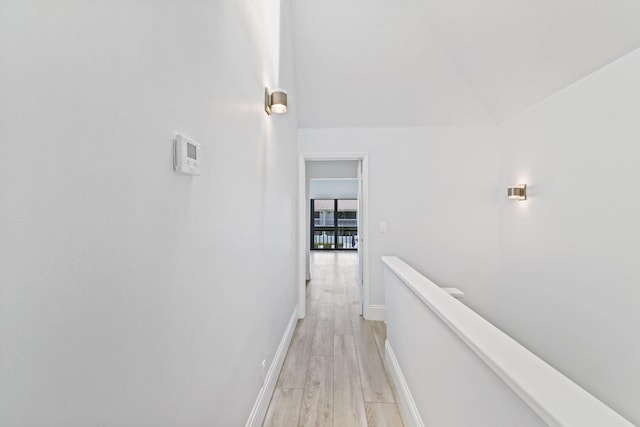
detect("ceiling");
top-left (292, 0), bottom-right (640, 127)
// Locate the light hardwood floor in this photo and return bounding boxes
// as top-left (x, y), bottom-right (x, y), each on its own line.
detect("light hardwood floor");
top-left (263, 252), bottom-right (403, 427)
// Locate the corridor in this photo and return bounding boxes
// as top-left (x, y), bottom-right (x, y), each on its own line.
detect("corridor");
top-left (263, 252), bottom-right (403, 426)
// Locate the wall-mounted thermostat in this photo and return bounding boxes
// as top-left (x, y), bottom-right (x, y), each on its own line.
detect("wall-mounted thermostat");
top-left (174, 134), bottom-right (201, 175)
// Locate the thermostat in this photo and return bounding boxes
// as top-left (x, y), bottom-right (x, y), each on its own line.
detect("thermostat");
top-left (174, 134), bottom-right (201, 175)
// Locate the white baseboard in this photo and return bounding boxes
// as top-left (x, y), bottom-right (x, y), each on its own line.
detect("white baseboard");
top-left (365, 304), bottom-right (386, 321)
top-left (385, 339), bottom-right (425, 427)
top-left (245, 306), bottom-right (298, 427)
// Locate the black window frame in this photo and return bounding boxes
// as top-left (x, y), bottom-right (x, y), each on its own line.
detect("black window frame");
top-left (310, 198), bottom-right (358, 251)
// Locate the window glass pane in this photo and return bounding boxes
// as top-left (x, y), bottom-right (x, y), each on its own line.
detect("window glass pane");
top-left (313, 199), bottom-right (334, 227)
top-left (337, 199), bottom-right (358, 249)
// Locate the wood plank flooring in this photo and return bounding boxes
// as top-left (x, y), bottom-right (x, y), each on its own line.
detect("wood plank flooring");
top-left (264, 252), bottom-right (403, 427)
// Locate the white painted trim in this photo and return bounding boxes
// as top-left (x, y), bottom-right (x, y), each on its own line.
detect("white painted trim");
top-left (385, 339), bottom-right (425, 427)
top-left (245, 307), bottom-right (298, 427)
top-left (298, 153), bottom-right (370, 321)
top-left (365, 304), bottom-right (386, 321)
top-left (442, 287), bottom-right (464, 298)
top-left (382, 256), bottom-right (635, 427)
top-left (297, 156), bottom-right (307, 319)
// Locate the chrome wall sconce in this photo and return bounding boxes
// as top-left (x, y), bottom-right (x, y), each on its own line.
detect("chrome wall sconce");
top-left (265, 87), bottom-right (287, 115)
top-left (507, 184), bottom-right (527, 201)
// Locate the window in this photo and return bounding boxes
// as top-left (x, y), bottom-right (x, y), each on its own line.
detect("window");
top-left (311, 199), bottom-right (358, 250)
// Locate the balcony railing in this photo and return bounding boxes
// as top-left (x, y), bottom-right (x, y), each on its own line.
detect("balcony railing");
top-left (313, 230), bottom-right (358, 249)
top-left (314, 218), bottom-right (358, 227)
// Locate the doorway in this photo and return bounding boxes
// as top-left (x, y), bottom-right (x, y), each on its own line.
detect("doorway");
top-left (297, 154), bottom-right (369, 320)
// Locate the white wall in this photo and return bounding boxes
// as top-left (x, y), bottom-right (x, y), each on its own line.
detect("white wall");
top-left (299, 128), bottom-right (501, 322)
top-left (497, 48), bottom-right (640, 424)
top-left (0, 1), bottom-right (298, 426)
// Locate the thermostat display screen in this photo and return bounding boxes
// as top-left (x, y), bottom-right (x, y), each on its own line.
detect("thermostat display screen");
top-left (187, 143), bottom-right (197, 160)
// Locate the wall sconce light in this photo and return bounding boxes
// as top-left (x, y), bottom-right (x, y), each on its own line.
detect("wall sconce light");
top-left (507, 184), bottom-right (527, 201)
top-left (265, 88), bottom-right (287, 115)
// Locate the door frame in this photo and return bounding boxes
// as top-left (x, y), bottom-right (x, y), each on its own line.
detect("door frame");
top-left (297, 153), bottom-right (370, 319)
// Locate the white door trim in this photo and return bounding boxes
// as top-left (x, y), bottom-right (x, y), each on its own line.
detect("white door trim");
top-left (298, 153), bottom-right (370, 319)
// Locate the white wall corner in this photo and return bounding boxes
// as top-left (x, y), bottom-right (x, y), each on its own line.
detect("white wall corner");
top-left (365, 304), bottom-right (386, 321)
top-left (245, 306), bottom-right (298, 427)
top-left (385, 340), bottom-right (425, 427)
